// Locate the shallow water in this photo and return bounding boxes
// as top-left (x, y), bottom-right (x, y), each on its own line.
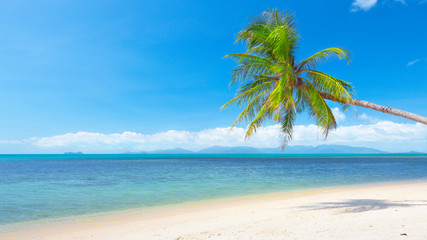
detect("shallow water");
top-left (0, 154), bottom-right (426, 225)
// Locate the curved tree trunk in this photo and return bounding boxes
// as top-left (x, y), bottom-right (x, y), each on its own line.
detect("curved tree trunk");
top-left (318, 92), bottom-right (427, 125)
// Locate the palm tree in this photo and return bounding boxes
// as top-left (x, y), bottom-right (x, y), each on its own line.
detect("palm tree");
top-left (222, 9), bottom-right (427, 146)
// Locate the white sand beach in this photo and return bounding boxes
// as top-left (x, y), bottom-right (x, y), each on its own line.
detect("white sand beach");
top-left (1, 181), bottom-right (427, 240)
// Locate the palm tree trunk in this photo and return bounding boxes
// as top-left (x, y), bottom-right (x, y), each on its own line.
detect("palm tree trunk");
top-left (318, 92), bottom-right (427, 125)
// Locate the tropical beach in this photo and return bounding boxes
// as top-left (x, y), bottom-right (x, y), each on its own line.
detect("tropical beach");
top-left (1, 0), bottom-right (427, 239)
top-left (1, 155), bottom-right (427, 239)
top-left (1, 180), bottom-right (427, 240)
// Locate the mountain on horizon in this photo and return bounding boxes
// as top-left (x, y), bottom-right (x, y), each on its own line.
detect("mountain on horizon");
top-left (149, 147), bottom-right (194, 154)
top-left (197, 146), bottom-right (262, 154)
top-left (124, 144), bottom-right (392, 154)
top-left (196, 145), bottom-right (386, 154)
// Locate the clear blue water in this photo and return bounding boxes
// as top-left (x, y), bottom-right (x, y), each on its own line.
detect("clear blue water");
top-left (0, 154), bottom-right (426, 225)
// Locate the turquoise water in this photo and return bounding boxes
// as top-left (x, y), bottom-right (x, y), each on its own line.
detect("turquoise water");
top-left (0, 154), bottom-right (426, 225)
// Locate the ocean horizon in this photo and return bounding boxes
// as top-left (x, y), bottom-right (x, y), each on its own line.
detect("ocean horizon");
top-left (1, 154), bottom-right (427, 226)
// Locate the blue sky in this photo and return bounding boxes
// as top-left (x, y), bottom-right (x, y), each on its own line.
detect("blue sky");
top-left (0, 0), bottom-right (426, 153)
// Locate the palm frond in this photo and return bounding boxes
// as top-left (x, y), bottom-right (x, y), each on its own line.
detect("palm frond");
top-left (221, 77), bottom-right (275, 109)
top-left (297, 48), bottom-right (350, 71)
top-left (229, 89), bottom-right (269, 129)
top-left (224, 54), bottom-right (272, 85)
top-left (302, 69), bottom-right (354, 102)
top-left (280, 108), bottom-right (296, 149)
top-left (301, 80), bottom-right (337, 137)
top-left (245, 101), bottom-right (271, 139)
top-left (223, 9), bottom-right (353, 148)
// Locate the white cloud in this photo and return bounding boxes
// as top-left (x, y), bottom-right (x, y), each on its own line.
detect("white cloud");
top-left (351, 0), bottom-right (378, 11)
top-left (360, 113), bottom-right (369, 120)
top-left (407, 59), bottom-right (420, 66)
top-left (395, 0), bottom-right (406, 4)
top-left (29, 127), bottom-right (280, 152)
top-left (332, 107), bottom-right (346, 122)
top-left (359, 113), bottom-right (378, 123)
top-left (17, 120), bottom-right (426, 153)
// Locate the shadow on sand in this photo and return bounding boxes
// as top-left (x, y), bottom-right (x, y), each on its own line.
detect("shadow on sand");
top-left (299, 199), bottom-right (427, 213)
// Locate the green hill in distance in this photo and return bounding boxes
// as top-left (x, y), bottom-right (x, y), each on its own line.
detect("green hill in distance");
top-left (123, 144), bottom-right (414, 154)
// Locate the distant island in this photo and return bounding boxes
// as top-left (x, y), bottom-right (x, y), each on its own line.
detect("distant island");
top-left (123, 144), bottom-right (423, 154)
top-left (64, 151), bottom-right (84, 155)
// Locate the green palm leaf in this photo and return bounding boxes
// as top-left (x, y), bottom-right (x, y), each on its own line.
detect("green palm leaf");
top-left (222, 9), bottom-right (355, 147)
top-left (297, 48), bottom-right (350, 71)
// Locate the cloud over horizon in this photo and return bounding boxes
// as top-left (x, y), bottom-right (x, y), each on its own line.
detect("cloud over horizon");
top-left (1, 119), bottom-right (425, 154)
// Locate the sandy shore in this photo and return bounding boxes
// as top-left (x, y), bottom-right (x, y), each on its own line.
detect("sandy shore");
top-left (1, 181), bottom-right (427, 240)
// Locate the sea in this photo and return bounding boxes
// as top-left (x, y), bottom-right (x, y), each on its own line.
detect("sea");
top-left (0, 154), bottom-right (426, 226)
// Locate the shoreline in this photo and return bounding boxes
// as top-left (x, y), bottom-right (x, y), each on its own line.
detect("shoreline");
top-left (2, 178), bottom-right (426, 228)
top-left (2, 179), bottom-right (427, 239)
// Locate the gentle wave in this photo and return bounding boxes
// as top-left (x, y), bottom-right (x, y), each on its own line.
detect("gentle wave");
top-left (0, 154), bottom-right (426, 225)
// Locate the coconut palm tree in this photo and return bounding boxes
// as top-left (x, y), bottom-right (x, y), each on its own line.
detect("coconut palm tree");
top-left (222, 9), bottom-right (427, 146)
